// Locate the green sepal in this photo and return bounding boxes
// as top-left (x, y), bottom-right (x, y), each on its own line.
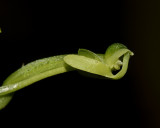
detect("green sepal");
top-left (64, 55), bottom-right (112, 77)
top-left (78, 49), bottom-right (103, 62)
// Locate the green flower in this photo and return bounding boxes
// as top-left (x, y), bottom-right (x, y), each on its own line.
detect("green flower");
top-left (0, 43), bottom-right (134, 110)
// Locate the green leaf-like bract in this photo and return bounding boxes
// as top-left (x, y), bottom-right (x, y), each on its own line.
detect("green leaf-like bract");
top-left (0, 43), bottom-right (133, 110)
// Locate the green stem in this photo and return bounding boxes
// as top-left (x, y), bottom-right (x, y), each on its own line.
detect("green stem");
top-left (0, 55), bottom-right (74, 110)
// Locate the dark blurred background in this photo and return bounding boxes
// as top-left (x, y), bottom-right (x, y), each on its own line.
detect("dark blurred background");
top-left (0, 0), bottom-right (160, 127)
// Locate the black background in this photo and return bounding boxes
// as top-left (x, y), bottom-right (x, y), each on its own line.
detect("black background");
top-left (0, 0), bottom-right (160, 128)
